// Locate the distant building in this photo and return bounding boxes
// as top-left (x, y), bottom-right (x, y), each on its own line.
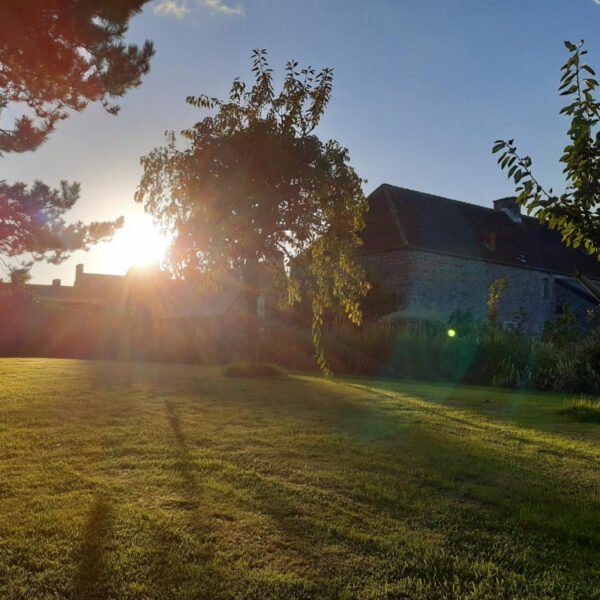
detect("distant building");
top-left (360, 184), bottom-right (600, 333)
top-left (0, 263), bottom-right (254, 320)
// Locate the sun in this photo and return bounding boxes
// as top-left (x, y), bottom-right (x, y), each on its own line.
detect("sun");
top-left (102, 215), bottom-right (170, 273)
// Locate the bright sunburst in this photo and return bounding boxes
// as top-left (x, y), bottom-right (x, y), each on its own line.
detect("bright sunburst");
top-left (101, 215), bottom-right (170, 273)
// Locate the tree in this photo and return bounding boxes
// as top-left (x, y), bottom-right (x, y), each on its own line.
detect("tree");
top-left (494, 40), bottom-right (600, 260)
top-left (136, 50), bottom-right (368, 372)
top-left (0, 180), bottom-right (124, 274)
top-left (1, 0), bottom-right (154, 154)
top-left (0, 1), bottom-right (154, 275)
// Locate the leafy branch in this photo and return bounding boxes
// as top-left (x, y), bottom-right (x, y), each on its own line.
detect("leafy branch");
top-left (494, 40), bottom-right (600, 257)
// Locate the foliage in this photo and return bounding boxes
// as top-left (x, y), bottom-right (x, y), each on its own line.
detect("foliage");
top-left (0, 1), bottom-right (154, 275)
top-left (0, 0), bottom-right (154, 154)
top-left (559, 395), bottom-right (600, 423)
top-left (257, 318), bottom-right (600, 394)
top-left (0, 181), bottom-right (123, 274)
top-left (136, 50), bottom-right (368, 373)
top-left (542, 306), bottom-right (579, 344)
top-left (487, 276), bottom-right (509, 324)
top-left (494, 40), bottom-right (600, 258)
top-left (448, 309), bottom-right (481, 335)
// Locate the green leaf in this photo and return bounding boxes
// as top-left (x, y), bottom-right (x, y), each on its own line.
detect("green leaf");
top-left (583, 64), bottom-right (596, 76)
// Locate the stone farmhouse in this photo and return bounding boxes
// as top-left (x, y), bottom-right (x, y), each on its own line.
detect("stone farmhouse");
top-left (360, 184), bottom-right (600, 333)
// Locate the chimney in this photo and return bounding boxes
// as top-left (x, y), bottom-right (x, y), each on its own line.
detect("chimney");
top-left (75, 264), bottom-right (84, 284)
top-left (494, 197), bottom-right (521, 223)
top-left (52, 279), bottom-right (61, 287)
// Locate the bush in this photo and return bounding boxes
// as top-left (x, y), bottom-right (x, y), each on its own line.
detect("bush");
top-left (257, 319), bottom-right (600, 395)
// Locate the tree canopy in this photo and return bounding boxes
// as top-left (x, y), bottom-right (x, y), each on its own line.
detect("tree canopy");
top-left (0, 180), bottom-right (123, 277)
top-left (0, 1), bottom-right (154, 276)
top-left (136, 50), bottom-right (368, 372)
top-left (494, 40), bottom-right (600, 260)
top-left (0, 0), bottom-right (154, 154)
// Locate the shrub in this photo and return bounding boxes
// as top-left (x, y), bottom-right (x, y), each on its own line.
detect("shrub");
top-left (259, 319), bottom-right (600, 395)
top-left (542, 307), bottom-right (579, 345)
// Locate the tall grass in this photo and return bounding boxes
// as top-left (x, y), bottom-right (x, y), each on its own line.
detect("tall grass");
top-left (558, 396), bottom-right (600, 422)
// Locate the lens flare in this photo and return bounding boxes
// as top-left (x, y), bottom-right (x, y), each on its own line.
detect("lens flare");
top-left (100, 215), bottom-right (169, 273)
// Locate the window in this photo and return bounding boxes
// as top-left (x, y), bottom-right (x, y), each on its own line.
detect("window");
top-left (543, 277), bottom-right (551, 299)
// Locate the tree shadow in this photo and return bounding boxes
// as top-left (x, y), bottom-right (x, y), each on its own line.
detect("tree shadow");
top-left (163, 398), bottom-right (209, 514)
top-left (199, 375), bottom-right (600, 566)
top-left (165, 398), bottom-right (185, 446)
top-left (72, 495), bottom-right (113, 599)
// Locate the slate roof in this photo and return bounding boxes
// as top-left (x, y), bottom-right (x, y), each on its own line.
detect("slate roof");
top-left (361, 184), bottom-right (600, 278)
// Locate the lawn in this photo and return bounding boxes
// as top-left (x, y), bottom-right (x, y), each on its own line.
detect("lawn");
top-left (0, 359), bottom-right (598, 599)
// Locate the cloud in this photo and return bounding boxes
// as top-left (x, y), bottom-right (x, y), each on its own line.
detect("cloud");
top-left (204, 0), bottom-right (244, 15)
top-left (153, 0), bottom-right (190, 18)
top-left (153, 0), bottom-right (243, 18)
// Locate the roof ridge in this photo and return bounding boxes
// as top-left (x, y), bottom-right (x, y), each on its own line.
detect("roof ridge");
top-left (381, 183), bottom-right (536, 220)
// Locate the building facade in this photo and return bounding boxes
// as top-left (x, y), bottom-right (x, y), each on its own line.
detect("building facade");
top-left (361, 184), bottom-right (600, 333)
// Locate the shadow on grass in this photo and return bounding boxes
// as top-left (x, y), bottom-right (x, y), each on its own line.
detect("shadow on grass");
top-left (137, 400), bottom-right (227, 597)
top-left (203, 376), bottom-right (600, 556)
top-left (72, 495), bottom-right (113, 599)
top-left (163, 398), bottom-right (215, 520)
top-left (48, 364), bottom-right (600, 596)
top-left (165, 399), bottom-right (186, 446)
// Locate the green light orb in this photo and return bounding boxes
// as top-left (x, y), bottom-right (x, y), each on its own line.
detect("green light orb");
top-left (447, 329), bottom-right (457, 338)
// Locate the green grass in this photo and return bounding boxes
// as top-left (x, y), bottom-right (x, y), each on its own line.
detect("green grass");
top-left (0, 359), bottom-right (599, 599)
top-left (223, 361), bottom-right (287, 378)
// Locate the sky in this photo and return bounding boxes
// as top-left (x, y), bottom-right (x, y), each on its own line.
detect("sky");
top-left (5, 0), bottom-right (600, 283)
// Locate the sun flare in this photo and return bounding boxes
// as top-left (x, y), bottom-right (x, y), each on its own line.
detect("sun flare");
top-left (102, 215), bottom-right (170, 273)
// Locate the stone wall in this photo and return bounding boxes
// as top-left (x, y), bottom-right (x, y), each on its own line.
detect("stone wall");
top-left (360, 248), bottom-right (593, 335)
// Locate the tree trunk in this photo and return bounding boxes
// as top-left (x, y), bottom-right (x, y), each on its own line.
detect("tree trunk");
top-left (242, 255), bottom-right (260, 361)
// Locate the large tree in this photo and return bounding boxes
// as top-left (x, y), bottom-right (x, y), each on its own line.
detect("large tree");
top-left (1, 0), bottom-right (154, 153)
top-left (0, 1), bottom-right (154, 275)
top-left (494, 40), bottom-right (600, 260)
top-left (136, 50), bottom-right (368, 371)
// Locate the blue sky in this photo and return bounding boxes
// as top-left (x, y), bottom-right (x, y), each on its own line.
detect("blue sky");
top-left (5, 0), bottom-right (600, 283)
